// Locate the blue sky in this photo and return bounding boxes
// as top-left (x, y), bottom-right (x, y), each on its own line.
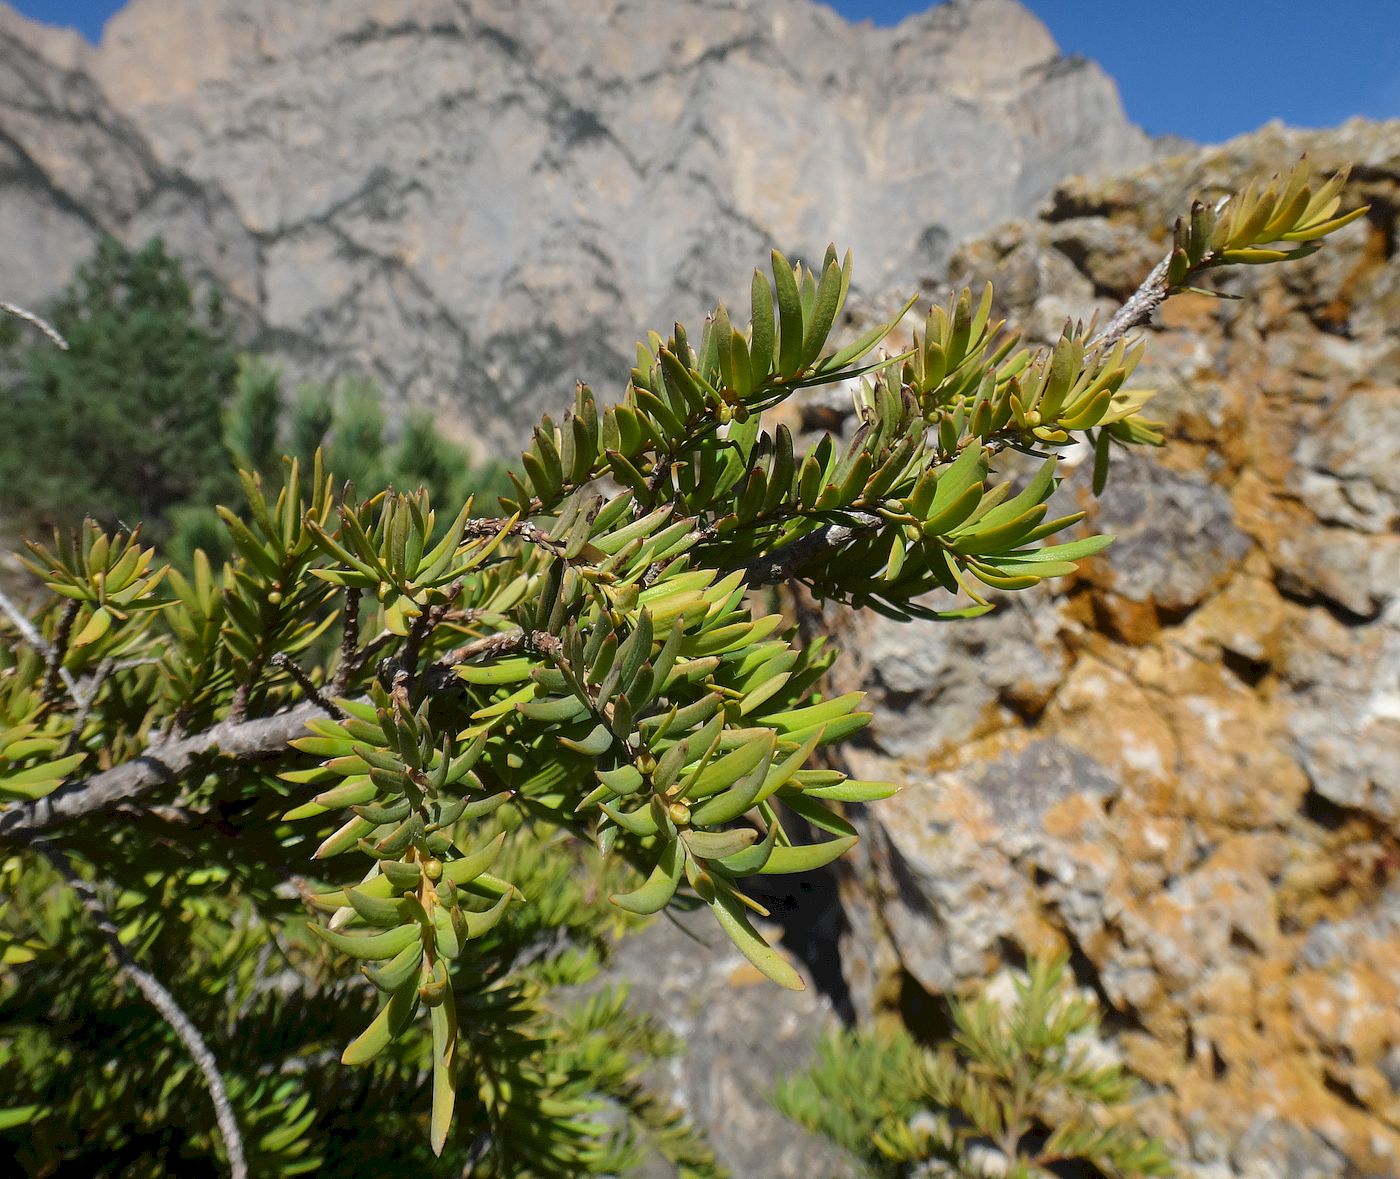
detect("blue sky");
top-left (10, 0), bottom-right (1399, 142)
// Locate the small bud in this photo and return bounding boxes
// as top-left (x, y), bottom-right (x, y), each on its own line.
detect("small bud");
top-left (422, 857), bottom-right (443, 881)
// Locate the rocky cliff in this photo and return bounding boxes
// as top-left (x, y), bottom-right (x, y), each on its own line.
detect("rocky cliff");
top-left (0, 6), bottom-right (259, 326)
top-left (829, 120), bottom-right (1400, 1177)
top-left (0, 0), bottom-right (1148, 446)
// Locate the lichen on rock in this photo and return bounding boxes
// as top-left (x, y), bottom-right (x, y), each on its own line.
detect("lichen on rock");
top-left (841, 120), bottom-right (1400, 1176)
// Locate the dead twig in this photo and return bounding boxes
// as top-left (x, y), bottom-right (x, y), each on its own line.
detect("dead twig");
top-left (399, 579), bottom-right (464, 685)
top-left (64, 656), bottom-right (114, 755)
top-left (35, 842), bottom-right (247, 1179)
top-left (1093, 252), bottom-right (1173, 350)
top-left (0, 589), bottom-right (80, 698)
top-left (42, 600), bottom-right (80, 704)
top-left (330, 589), bottom-right (361, 696)
top-left (0, 300), bottom-right (68, 349)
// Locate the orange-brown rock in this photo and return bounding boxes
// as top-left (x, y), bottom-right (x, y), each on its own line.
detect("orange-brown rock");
top-left (842, 120), bottom-right (1400, 1176)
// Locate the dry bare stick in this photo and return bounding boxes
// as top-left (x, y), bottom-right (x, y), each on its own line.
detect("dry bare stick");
top-left (35, 842), bottom-right (248, 1179)
top-left (64, 655), bottom-right (114, 755)
top-left (42, 600), bottom-right (80, 703)
top-left (0, 299), bottom-right (68, 349)
top-left (270, 652), bottom-right (345, 720)
top-left (330, 588), bottom-right (362, 695)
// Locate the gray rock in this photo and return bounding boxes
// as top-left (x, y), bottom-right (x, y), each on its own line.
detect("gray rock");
top-left (1274, 526), bottom-right (1400, 619)
top-left (1294, 388), bottom-right (1400, 534)
top-left (1091, 453), bottom-right (1251, 614)
top-left (1232, 1116), bottom-right (1348, 1179)
top-left (1048, 214), bottom-right (1158, 297)
top-left (970, 736), bottom-right (1116, 830)
top-left (1281, 387), bottom-right (1400, 616)
top-left (850, 743), bottom-right (1119, 999)
top-left (1, 0), bottom-right (1151, 446)
top-left (1284, 599), bottom-right (1400, 821)
top-left (854, 590), bottom-right (1070, 762)
top-left (586, 908), bottom-right (858, 1179)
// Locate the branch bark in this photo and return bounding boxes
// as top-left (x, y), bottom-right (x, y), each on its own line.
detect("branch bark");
top-left (732, 511), bottom-right (882, 586)
top-left (42, 600), bottom-right (80, 703)
top-left (36, 842), bottom-right (248, 1179)
top-left (0, 702), bottom-right (324, 841)
top-left (0, 629), bottom-right (547, 841)
top-left (1092, 252), bottom-right (1172, 350)
top-left (270, 652), bottom-right (345, 719)
top-left (1094, 195), bottom-right (1231, 350)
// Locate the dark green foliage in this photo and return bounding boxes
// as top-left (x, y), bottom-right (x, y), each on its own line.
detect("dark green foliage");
top-left (0, 239), bottom-right (506, 562)
top-left (288, 382), bottom-right (336, 471)
top-left (773, 956), bottom-right (1174, 1178)
top-left (300, 376), bottom-right (511, 512)
top-left (315, 377), bottom-right (387, 493)
top-left (169, 361), bottom-right (511, 568)
top-left (0, 820), bottom-right (723, 1178)
top-left (0, 166), bottom-right (1363, 1173)
top-left (224, 357), bottom-right (284, 479)
top-left (0, 238), bottom-right (238, 540)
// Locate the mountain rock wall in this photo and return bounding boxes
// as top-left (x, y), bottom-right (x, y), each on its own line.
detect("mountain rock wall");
top-left (0, 0), bottom-right (1148, 446)
top-left (0, 6), bottom-right (259, 322)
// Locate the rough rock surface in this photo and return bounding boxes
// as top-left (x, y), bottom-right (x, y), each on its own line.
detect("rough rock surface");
top-left (834, 121), bottom-right (1400, 1177)
top-left (0, 6), bottom-right (259, 324)
top-left (592, 908), bottom-right (859, 1178)
top-left (0, 0), bottom-right (1148, 446)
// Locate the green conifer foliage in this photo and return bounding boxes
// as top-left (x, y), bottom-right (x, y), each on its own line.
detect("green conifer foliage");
top-left (773, 956), bottom-right (1173, 1178)
top-left (0, 164), bottom-right (1367, 1174)
top-left (0, 238), bottom-right (238, 539)
top-left (174, 361), bottom-right (510, 568)
top-left (224, 357), bottom-right (286, 481)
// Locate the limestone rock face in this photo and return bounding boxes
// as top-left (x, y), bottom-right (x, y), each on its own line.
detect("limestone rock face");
top-left (0, 6), bottom-right (259, 320)
top-left (585, 908), bottom-right (860, 1179)
top-left (839, 120), bottom-right (1400, 1177)
top-left (1, 0), bottom-right (1148, 447)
